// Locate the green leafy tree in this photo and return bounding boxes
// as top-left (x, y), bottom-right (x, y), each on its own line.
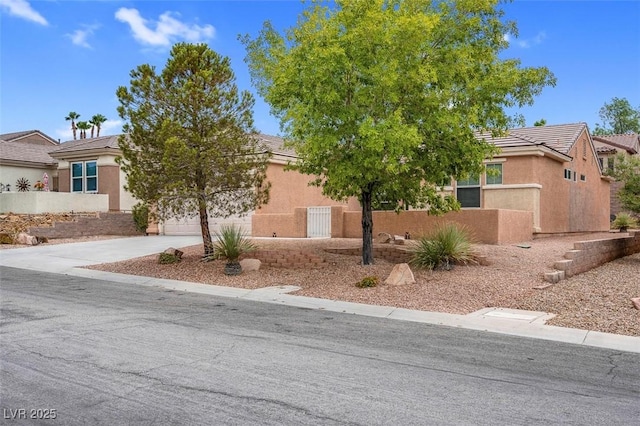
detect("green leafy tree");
top-left (65, 111), bottom-right (80, 140)
top-left (593, 97), bottom-right (640, 135)
top-left (90, 114), bottom-right (108, 137)
top-left (116, 43), bottom-right (271, 257)
top-left (76, 121), bottom-right (91, 139)
top-left (242, 0), bottom-right (556, 264)
top-left (533, 118), bottom-right (547, 126)
top-left (611, 153), bottom-right (640, 214)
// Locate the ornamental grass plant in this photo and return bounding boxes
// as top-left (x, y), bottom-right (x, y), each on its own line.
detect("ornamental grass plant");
top-left (410, 222), bottom-right (476, 270)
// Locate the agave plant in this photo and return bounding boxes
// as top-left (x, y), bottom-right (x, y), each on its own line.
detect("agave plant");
top-left (209, 224), bottom-right (257, 275)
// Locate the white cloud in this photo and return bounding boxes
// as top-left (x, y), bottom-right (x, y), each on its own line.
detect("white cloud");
top-left (505, 31), bottom-right (547, 49)
top-left (100, 119), bottom-right (123, 135)
top-left (66, 24), bottom-right (100, 48)
top-left (115, 7), bottom-right (215, 47)
top-left (0, 0), bottom-right (47, 25)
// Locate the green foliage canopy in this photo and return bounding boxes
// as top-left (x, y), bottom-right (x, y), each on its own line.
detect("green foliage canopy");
top-left (116, 43), bottom-right (271, 256)
top-left (593, 97), bottom-right (640, 135)
top-left (242, 0), bottom-right (555, 264)
top-left (611, 153), bottom-right (640, 214)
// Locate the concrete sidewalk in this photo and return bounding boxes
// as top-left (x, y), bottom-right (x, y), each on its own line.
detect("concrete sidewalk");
top-left (1, 235), bottom-right (638, 353)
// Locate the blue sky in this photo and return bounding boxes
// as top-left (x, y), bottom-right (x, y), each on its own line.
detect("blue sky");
top-left (1, 0), bottom-right (639, 142)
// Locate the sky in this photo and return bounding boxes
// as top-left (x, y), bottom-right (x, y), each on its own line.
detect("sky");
top-left (1, 0), bottom-right (639, 143)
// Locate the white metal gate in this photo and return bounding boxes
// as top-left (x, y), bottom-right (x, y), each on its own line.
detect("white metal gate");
top-left (307, 207), bottom-right (331, 238)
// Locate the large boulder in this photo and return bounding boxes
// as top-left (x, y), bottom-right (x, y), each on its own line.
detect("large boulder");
top-left (376, 232), bottom-right (393, 244)
top-left (240, 258), bottom-right (261, 272)
top-left (163, 247), bottom-right (184, 259)
top-left (16, 232), bottom-right (38, 245)
top-left (384, 263), bottom-right (415, 286)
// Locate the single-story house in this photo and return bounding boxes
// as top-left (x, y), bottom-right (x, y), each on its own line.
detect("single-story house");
top-left (252, 122), bottom-right (611, 241)
top-left (2, 124), bottom-right (611, 243)
top-left (591, 133), bottom-right (639, 217)
top-left (0, 130), bottom-right (60, 192)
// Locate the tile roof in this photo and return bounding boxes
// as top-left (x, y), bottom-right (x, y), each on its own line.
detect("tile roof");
top-left (0, 130), bottom-right (58, 145)
top-left (592, 134), bottom-right (639, 154)
top-left (0, 140), bottom-right (59, 165)
top-left (478, 122), bottom-right (587, 156)
top-left (52, 135), bottom-right (121, 155)
top-left (257, 133), bottom-right (296, 157)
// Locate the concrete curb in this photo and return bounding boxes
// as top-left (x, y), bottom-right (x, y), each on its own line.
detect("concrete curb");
top-left (66, 267), bottom-right (640, 354)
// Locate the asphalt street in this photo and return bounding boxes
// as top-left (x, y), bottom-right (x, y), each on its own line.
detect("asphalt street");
top-left (1, 266), bottom-right (639, 425)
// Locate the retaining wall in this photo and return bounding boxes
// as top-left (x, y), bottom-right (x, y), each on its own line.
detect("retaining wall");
top-left (29, 212), bottom-right (142, 238)
top-left (545, 230), bottom-right (640, 283)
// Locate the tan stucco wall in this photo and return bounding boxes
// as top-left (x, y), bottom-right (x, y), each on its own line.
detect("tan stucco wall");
top-left (99, 165), bottom-right (120, 211)
top-left (341, 209), bottom-right (533, 244)
top-left (0, 165), bottom-right (58, 192)
top-left (119, 168), bottom-right (138, 211)
top-left (0, 192), bottom-right (109, 214)
top-left (483, 184), bottom-right (541, 231)
top-left (256, 162), bottom-right (359, 214)
top-left (490, 129), bottom-right (609, 234)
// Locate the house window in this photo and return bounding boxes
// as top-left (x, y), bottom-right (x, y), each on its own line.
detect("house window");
top-left (564, 169), bottom-right (572, 180)
top-left (71, 161), bottom-right (97, 193)
top-left (456, 175), bottom-right (480, 208)
top-left (598, 157), bottom-right (604, 169)
top-left (485, 164), bottom-right (503, 185)
top-left (607, 157), bottom-right (615, 174)
top-left (580, 174), bottom-right (586, 182)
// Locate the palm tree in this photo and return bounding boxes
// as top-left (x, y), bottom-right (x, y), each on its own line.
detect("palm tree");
top-left (65, 111), bottom-right (80, 140)
top-left (90, 114), bottom-right (107, 137)
top-left (76, 121), bottom-right (91, 139)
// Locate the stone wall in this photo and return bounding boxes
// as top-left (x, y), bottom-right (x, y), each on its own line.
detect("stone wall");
top-left (29, 212), bottom-right (142, 238)
top-left (545, 230), bottom-right (640, 283)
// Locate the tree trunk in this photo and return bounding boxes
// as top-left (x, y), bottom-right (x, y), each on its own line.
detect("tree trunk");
top-left (198, 198), bottom-right (214, 258)
top-left (361, 185), bottom-right (374, 265)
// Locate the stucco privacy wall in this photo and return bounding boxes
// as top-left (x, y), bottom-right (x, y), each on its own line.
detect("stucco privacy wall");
top-left (0, 192), bottom-right (109, 214)
top-left (254, 208), bottom-right (533, 244)
top-left (545, 231), bottom-right (640, 283)
top-left (343, 209), bottom-right (533, 244)
top-left (0, 165), bottom-right (58, 192)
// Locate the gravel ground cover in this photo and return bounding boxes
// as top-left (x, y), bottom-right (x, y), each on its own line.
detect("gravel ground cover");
top-left (79, 233), bottom-right (640, 337)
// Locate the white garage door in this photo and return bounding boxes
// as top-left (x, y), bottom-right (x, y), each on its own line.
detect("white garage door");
top-left (162, 212), bottom-right (253, 236)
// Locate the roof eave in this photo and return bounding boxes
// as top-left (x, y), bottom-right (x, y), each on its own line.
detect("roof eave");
top-left (49, 147), bottom-right (121, 160)
top-left (496, 145), bottom-right (572, 162)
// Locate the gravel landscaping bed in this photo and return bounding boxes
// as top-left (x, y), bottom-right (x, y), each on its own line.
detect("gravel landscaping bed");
top-left (82, 233), bottom-right (640, 337)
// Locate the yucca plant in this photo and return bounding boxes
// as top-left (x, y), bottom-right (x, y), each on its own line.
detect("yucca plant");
top-left (611, 212), bottom-right (638, 232)
top-left (209, 224), bottom-right (257, 275)
top-left (410, 222), bottom-right (476, 270)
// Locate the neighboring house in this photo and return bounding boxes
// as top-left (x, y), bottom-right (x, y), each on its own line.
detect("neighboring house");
top-left (253, 122), bottom-right (611, 240)
top-left (0, 130), bottom-right (60, 192)
top-left (591, 133), bottom-right (640, 217)
top-left (48, 135), bottom-right (137, 212)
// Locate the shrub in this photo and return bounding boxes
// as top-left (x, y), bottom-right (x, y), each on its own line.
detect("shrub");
top-left (410, 222), bottom-right (476, 270)
top-left (611, 212), bottom-right (638, 231)
top-left (207, 224), bottom-right (256, 263)
top-left (132, 202), bottom-right (149, 233)
top-left (355, 276), bottom-right (379, 288)
top-left (158, 252), bottom-right (181, 264)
